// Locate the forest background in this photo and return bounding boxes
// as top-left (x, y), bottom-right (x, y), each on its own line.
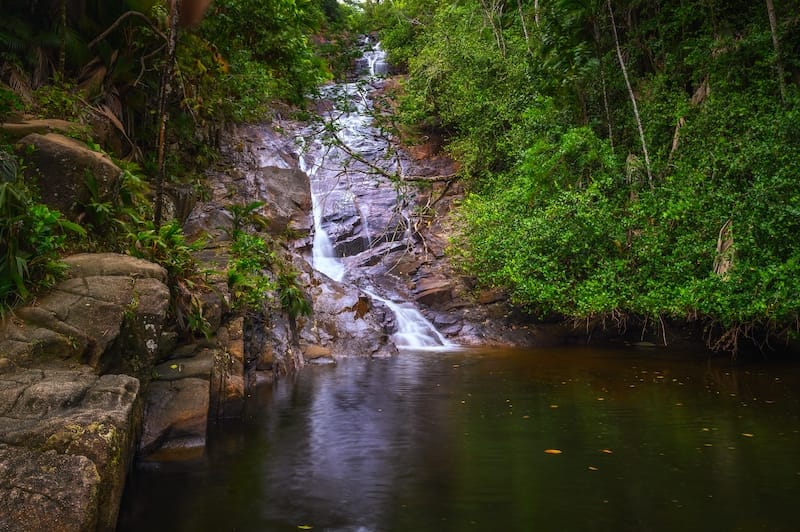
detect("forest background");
top-left (1, 0), bottom-right (799, 354)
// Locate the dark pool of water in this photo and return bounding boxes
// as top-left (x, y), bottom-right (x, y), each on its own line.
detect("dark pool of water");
top-left (117, 346), bottom-right (800, 531)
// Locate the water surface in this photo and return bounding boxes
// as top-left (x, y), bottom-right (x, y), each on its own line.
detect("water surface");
top-left (117, 346), bottom-right (800, 531)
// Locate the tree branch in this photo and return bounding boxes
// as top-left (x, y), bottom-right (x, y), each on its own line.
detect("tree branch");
top-left (88, 11), bottom-right (167, 49)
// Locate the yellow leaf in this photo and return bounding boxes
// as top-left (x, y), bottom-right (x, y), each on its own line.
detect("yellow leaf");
top-left (297, 526), bottom-right (313, 530)
top-left (601, 449), bottom-right (613, 454)
top-left (544, 449), bottom-right (562, 454)
top-left (741, 433), bottom-right (754, 438)
top-left (169, 364), bottom-right (178, 370)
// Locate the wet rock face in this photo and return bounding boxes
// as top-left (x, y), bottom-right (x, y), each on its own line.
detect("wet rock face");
top-left (298, 275), bottom-right (398, 360)
top-left (257, 165), bottom-right (312, 236)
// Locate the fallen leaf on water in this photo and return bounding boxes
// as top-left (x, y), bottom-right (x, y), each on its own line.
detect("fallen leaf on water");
top-left (588, 466), bottom-right (599, 471)
top-left (544, 449), bottom-right (562, 454)
top-left (601, 449), bottom-right (613, 454)
top-left (297, 526), bottom-right (313, 530)
top-left (169, 364), bottom-right (178, 370)
top-left (549, 404), bottom-right (559, 409)
top-left (741, 433), bottom-right (754, 438)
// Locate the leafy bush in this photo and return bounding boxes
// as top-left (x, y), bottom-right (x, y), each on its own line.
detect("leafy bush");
top-left (0, 151), bottom-right (85, 310)
top-left (227, 230), bottom-right (277, 311)
top-left (395, 0), bottom-right (800, 351)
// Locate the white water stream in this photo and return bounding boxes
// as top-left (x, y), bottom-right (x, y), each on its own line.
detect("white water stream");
top-left (302, 40), bottom-right (453, 350)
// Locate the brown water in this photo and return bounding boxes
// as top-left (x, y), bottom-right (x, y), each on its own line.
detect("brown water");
top-left (117, 346), bottom-right (800, 531)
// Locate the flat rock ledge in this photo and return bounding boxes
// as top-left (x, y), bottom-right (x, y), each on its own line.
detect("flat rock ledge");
top-left (0, 253), bottom-right (170, 532)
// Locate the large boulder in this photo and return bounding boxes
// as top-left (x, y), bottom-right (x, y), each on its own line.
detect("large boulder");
top-left (15, 133), bottom-right (122, 218)
top-left (300, 276), bottom-right (398, 359)
top-left (256, 165), bottom-right (312, 236)
top-left (139, 377), bottom-right (209, 461)
top-left (0, 253), bottom-right (171, 531)
top-left (0, 444), bottom-right (100, 532)
top-left (0, 253), bottom-right (170, 374)
top-left (0, 370), bottom-right (141, 531)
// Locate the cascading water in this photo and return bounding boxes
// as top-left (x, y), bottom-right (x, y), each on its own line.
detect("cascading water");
top-left (299, 146), bottom-right (345, 282)
top-left (362, 289), bottom-right (451, 349)
top-left (300, 39), bottom-right (453, 350)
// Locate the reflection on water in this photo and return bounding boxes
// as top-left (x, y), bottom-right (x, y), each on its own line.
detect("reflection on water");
top-left (117, 347), bottom-right (800, 531)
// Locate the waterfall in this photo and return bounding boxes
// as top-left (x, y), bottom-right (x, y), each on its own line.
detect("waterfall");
top-left (364, 42), bottom-right (389, 76)
top-left (363, 289), bottom-right (451, 349)
top-left (299, 146), bottom-right (345, 282)
top-left (301, 40), bottom-right (453, 350)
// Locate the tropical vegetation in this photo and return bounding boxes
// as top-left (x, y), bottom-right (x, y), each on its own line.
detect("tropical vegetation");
top-left (368, 0), bottom-right (800, 352)
top-left (0, 0), bottom-right (359, 322)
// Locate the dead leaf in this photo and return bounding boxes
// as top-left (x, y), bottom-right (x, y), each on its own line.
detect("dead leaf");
top-left (544, 449), bottom-right (562, 454)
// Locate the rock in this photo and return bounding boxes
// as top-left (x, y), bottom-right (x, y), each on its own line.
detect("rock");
top-left (0, 444), bottom-right (100, 532)
top-left (414, 277), bottom-right (453, 307)
top-left (0, 370), bottom-right (141, 531)
top-left (154, 349), bottom-right (214, 381)
top-left (210, 318), bottom-right (245, 419)
top-left (478, 287), bottom-right (506, 305)
top-left (0, 253), bottom-right (170, 374)
top-left (246, 312), bottom-right (303, 377)
top-left (300, 278), bottom-right (398, 359)
top-left (15, 133), bottom-right (122, 218)
top-left (62, 253), bottom-right (167, 283)
top-left (301, 344), bottom-right (332, 360)
top-left (257, 166), bottom-right (312, 236)
top-left (0, 253), bottom-right (173, 530)
top-left (139, 378), bottom-right (209, 460)
top-left (0, 118), bottom-right (85, 140)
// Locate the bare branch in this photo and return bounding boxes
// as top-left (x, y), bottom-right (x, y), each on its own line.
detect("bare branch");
top-left (89, 11), bottom-right (167, 49)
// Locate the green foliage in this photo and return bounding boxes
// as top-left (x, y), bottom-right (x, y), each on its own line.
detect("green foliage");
top-left (127, 218), bottom-right (204, 280)
top-left (227, 200), bottom-right (269, 234)
top-left (126, 218), bottom-right (211, 337)
top-left (227, 230), bottom-right (277, 311)
top-left (31, 82), bottom-right (82, 119)
top-left (0, 88), bottom-right (23, 120)
top-left (225, 214), bottom-right (311, 322)
top-left (277, 267), bottom-right (311, 320)
top-left (382, 0), bottom-right (800, 351)
top-left (0, 151), bottom-right (85, 311)
top-left (200, 0), bottom-right (330, 104)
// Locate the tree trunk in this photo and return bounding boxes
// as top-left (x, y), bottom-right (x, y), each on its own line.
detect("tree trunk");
top-left (607, 0), bottom-right (653, 188)
top-left (517, 0), bottom-right (533, 56)
top-left (154, 0), bottom-right (182, 228)
top-left (478, 0), bottom-right (506, 57)
top-left (59, 0), bottom-right (67, 81)
top-left (765, 0), bottom-right (787, 103)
